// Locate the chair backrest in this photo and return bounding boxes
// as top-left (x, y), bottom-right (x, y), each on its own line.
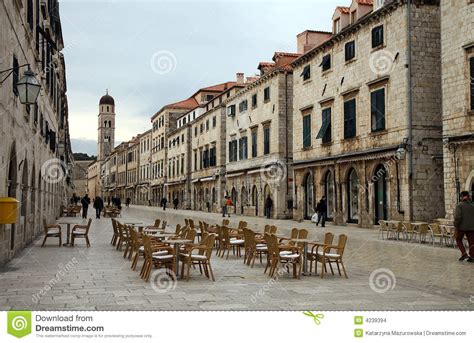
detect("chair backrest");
top-left (188, 219), bottom-right (195, 229)
top-left (264, 233), bottom-right (279, 257)
top-left (204, 234), bottom-right (217, 259)
top-left (378, 220), bottom-right (386, 229)
top-left (335, 234), bottom-right (348, 256)
top-left (297, 229), bottom-right (308, 240)
top-left (221, 226), bottom-right (231, 244)
top-left (160, 220), bottom-right (167, 230)
top-left (111, 218), bottom-right (119, 234)
top-left (184, 218), bottom-right (189, 226)
top-left (84, 218), bottom-right (92, 234)
top-left (222, 219), bottom-right (229, 226)
top-left (142, 234), bottom-right (153, 260)
top-left (185, 229), bottom-right (196, 243)
top-left (175, 224), bottom-right (182, 234)
top-left (154, 219), bottom-right (161, 228)
top-left (290, 228), bottom-right (298, 239)
top-left (269, 225), bottom-right (277, 234)
top-left (418, 223), bottom-right (429, 234)
top-left (403, 222), bottom-right (413, 232)
top-left (129, 228), bottom-right (140, 249)
top-left (238, 221), bottom-right (247, 231)
top-left (429, 223), bottom-right (441, 235)
top-left (244, 228), bottom-right (256, 250)
top-left (216, 225), bottom-right (223, 243)
top-left (323, 232), bottom-right (334, 246)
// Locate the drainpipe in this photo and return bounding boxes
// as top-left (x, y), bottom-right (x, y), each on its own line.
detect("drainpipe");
top-left (407, 0), bottom-right (414, 221)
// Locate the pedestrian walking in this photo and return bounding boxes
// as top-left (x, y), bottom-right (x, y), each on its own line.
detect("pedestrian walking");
top-left (116, 197), bottom-right (122, 210)
top-left (264, 195), bottom-right (273, 219)
top-left (93, 196), bottom-right (104, 219)
top-left (81, 194), bottom-right (91, 219)
top-left (173, 197), bottom-right (179, 210)
top-left (315, 196), bottom-right (327, 227)
top-left (161, 197), bottom-right (168, 211)
top-left (126, 197), bottom-right (131, 208)
top-left (221, 197), bottom-right (228, 217)
top-left (225, 196), bottom-right (233, 217)
top-left (454, 191), bottom-right (474, 262)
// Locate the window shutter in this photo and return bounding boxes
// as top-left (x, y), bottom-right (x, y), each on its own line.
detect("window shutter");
top-left (12, 56), bottom-right (19, 96)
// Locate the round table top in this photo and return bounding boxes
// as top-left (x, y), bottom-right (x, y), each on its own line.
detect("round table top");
top-left (291, 238), bottom-right (314, 243)
top-left (150, 233), bottom-right (175, 238)
top-left (166, 239), bottom-right (192, 244)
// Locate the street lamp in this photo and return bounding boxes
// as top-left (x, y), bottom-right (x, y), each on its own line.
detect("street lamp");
top-left (16, 69), bottom-right (41, 105)
top-left (1, 64), bottom-right (41, 105)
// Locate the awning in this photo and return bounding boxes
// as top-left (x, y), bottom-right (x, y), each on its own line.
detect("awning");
top-left (125, 185), bottom-right (135, 189)
top-left (226, 172), bottom-right (244, 178)
top-left (165, 180), bottom-right (185, 186)
top-left (191, 179), bottom-right (200, 183)
top-left (200, 176), bottom-right (216, 182)
top-left (247, 169), bottom-right (263, 175)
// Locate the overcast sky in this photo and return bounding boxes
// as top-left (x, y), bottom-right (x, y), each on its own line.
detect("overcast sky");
top-left (61, 0), bottom-right (341, 156)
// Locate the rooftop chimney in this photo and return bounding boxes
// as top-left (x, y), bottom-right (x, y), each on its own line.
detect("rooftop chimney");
top-left (236, 73), bottom-right (245, 84)
top-left (297, 30), bottom-right (333, 54)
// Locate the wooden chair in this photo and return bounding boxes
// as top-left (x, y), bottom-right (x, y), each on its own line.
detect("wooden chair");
top-left (140, 235), bottom-right (174, 281)
top-left (237, 220), bottom-right (248, 231)
top-left (71, 218), bottom-right (92, 248)
top-left (378, 220), bottom-right (388, 240)
top-left (221, 219), bottom-right (230, 226)
top-left (308, 232), bottom-right (334, 274)
top-left (180, 234), bottom-right (217, 281)
top-left (115, 221), bottom-right (128, 250)
top-left (428, 223), bottom-right (444, 246)
top-left (264, 233), bottom-right (301, 279)
top-left (220, 226), bottom-right (244, 259)
top-left (402, 222), bottom-right (415, 242)
top-left (315, 234), bottom-right (348, 279)
top-left (110, 218), bottom-right (120, 246)
top-left (243, 228), bottom-right (268, 267)
top-left (130, 228), bottom-right (143, 270)
top-left (160, 220), bottom-right (167, 231)
top-left (279, 228), bottom-right (298, 244)
top-left (41, 219), bottom-right (62, 247)
top-left (414, 223), bottom-right (430, 244)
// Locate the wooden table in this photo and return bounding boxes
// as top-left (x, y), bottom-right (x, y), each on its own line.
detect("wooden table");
top-left (58, 218), bottom-right (83, 247)
top-left (290, 238), bottom-right (314, 276)
top-left (165, 238), bottom-right (192, 277)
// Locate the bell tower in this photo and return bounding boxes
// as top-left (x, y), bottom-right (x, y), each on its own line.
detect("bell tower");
top-left (97, 90), bottom-right (115, 161)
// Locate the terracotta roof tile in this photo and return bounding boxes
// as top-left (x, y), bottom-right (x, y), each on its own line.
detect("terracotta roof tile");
top-left (165, 97), bottom-right (199, 110)
top-left (336, 6), bottom-right (351, 14)
top-left (357, 0), bottom-right (373, 5)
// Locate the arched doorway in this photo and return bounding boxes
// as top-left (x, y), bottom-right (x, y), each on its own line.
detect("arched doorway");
top-left (347, 168), bottom-right (359, 223)
top-left (324, 171), bottom-right (335, 220)
top-left (303, 173), bottom-right (314, 220)
top-left (374, 165), bottom-right (388, 223)
top-left (231, 187), bottom-right (237, 214)
top-left (263, 184), bottom-right (271, 218)
top-left (241, 186), bottom-right (247, 214)
top-left (251, 185), bottom-right (258, 216)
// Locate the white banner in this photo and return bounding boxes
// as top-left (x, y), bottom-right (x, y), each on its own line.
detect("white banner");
top-left (1, 311), bottom-right (472, 342)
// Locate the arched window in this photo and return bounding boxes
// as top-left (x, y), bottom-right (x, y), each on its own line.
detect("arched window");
top-left (325, 171), bottom-right (335, 219)
top-left (251, 185), bottom-right (258, 206)
top-left (347, 168), bottom-right (359, 223)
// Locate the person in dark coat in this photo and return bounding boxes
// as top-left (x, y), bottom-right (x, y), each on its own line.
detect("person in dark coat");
top-left (173, 197), bottom-right (179, 210)
top-left (161, 197), bottom-right (167, 211)
top-left (315, 196), bottom-right (327, 227)
top-left (116, 197), bottom-right (122, 210)
top-left (126, 197), bottom-right (131, 208)
top-left (264, 195), bottom-right (273, 219)
top-left (454, 191), bottom-right (474, 262)
top-left (81, 194), bottom-right (91, 219)
top-left (93, 196), bottom-right (104, 219)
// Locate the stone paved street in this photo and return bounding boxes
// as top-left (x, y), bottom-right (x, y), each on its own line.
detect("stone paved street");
top-left (0, 205), bottom-right (472, 311)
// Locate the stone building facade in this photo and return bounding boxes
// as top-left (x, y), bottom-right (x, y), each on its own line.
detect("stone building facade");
top-left (441, 0), bottom-right (474, 218)
top-left (137, 130), bottom-right (151, 205)
top-left (190, 82), bottom-right (245, 213)
top-left (224, 55), bottom-right (297, 219)
top-left (0, 0), bottom-right (74, 265)
top-left (291, 0), bottom-right (444, 227)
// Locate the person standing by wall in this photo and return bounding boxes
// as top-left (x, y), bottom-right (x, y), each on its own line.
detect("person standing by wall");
top-left (81, 194), bottom-right (91, 219)
top-left (315, 196), bottom-right (327, 227)
top-left (173, 197), bottom-right (179, 210)
top-left (225, 196), bottom-right (233, 218)
top-left (161, 196), bottom-right (168, 211)
top-left (221, 196), bottom-right (228, 217)
top-left (454, 191), bottom-right (474, 262)
top-left (264, 195), bottom-right (273, 219)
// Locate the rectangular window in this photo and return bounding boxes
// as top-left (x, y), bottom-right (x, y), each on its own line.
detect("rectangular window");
top-left (227, 104), bottom-right (236, 116)
top-left (239, 136), bottom-right (248, 160)
top-left (345, 41), bottom-right (355, 61)
top-left (301, 65), bottom-right (311, 81)
top-left (264, 87), bottom-right (270, 102)
top-left (12, 55), bottom-right (19, 96)
top-left (320, 54), bottom-right (331, 72)
top-left (206, 119), bottom-right (209, 131)
top-left (194, 151), bottom-right (197, 171)
top-left (263, 127), bottom-right (270, 155)
top-left (371, 88), bottom-right (386, 132)
top-left (239, 100), bottom-right (248, 112)
top-left (372, 25), bottom-right (384, 48)
top-left (344, 98), bottom-right (357, 139)
top-left (303, 114), bottom-right (311, 148)
top-left (212, 116), bottom-right (217, 128)
top-left (229, 140), bottom-right (238, 162)
top-left (251, 94), bottom-right (257, 108)
top-left (210, 147), bottom-right (216, 166)
top-left (316, 108), bottom-right (332, 143)
top-left (251, 130), bottom-right (257, 157)
top-left (470, 57), bottom-right (474, 110)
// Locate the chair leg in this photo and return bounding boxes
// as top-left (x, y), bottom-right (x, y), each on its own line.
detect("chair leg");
top-left (340, 261), bottom-right (348, 279)
top-left (59, 234), bottom-right (62, 247)
top-left (86, 236), bottom-right (91, 248)
top-left (207, 262), bottom-right (215, 281)
top-left (336, 261), bottom-right (342, 276)
top-left (41, 235), bottom-right (47, 247)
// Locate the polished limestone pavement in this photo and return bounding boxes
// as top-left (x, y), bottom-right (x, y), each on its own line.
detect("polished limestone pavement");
top-left (0, 205), bottom-right (472, 311)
